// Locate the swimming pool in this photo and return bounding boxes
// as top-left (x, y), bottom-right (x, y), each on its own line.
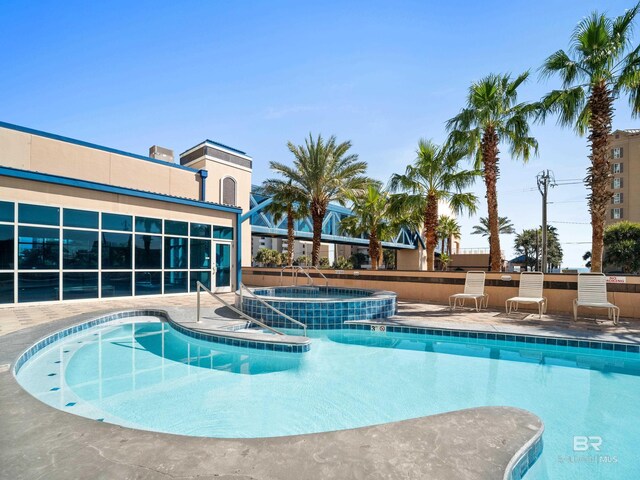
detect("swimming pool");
top-left (15, 316), bottom-right (640, 479)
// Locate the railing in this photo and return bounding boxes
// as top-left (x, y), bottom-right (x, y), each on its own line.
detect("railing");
top-left (239, 283), bottom-right (307, 336)
top-left (280, 265), bottom-right (313, 286)
top-left (279, 265), bottom-right (329, 287)
top-left (307, 266), bottom-right (329, 287)
top-left (196, 281), bottom-right (284, 336)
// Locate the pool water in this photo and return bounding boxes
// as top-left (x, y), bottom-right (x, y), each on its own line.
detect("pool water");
top-left (16, 319), bottom-right (640, 479)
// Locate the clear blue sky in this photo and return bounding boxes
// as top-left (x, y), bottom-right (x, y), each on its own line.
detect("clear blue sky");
top-left (1, 0), bottom-right (637, 267)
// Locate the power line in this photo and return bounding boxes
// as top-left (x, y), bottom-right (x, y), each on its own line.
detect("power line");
top-left (549, 220), bottom-right (591, 225)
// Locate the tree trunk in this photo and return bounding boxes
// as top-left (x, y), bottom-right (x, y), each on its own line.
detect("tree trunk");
top-left (482, 126), bottom-right (501, 271)
top-left (311, 200), bottom-right (327, 267)
top-left (587, 81), bottom-right (614, 273)
top-left (369, 227), bottom-right (380, 270)
top-left (287, 206), bottom-right (295, 267)
top-left (424, 193), bottom-right (438, 271)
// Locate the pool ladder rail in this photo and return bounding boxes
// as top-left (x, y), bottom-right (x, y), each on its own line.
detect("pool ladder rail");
top-left (196, 281), bottom-right (307, 337)
top-left (280, 265), bottom-right (329, 287)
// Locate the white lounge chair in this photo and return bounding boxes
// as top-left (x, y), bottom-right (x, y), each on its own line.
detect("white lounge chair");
top-left (505, 272), bottom-right (547, 319)
top-left (449, 271), bottom-right (488, 312)
top-left (573, 273), bottom-right (620, 325)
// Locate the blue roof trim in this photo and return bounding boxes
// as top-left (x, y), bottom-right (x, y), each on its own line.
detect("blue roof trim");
top-left (0, 121), bottom-right (198, 173)
top-left (0, 166), bottom-right (241, 214)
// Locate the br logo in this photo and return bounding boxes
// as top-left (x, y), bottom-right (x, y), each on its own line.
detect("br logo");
top-left (573, 436), bottom-right (602, 451)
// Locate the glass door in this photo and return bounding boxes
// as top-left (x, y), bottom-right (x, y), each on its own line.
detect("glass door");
top-left (213, 243), bottom-right (231, 292)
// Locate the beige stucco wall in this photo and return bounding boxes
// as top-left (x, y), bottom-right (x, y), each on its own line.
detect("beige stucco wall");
top-left (243, 268), bottom-right (640, 319)
top-left (0, 127), bottom-right (200, 200)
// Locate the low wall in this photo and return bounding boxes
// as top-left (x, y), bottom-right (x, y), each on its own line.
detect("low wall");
top-left (242, 268), bottom-right (640, 319)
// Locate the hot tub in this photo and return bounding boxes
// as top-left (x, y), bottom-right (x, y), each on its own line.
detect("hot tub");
top-left (239, 286), bottom-right (397, 329)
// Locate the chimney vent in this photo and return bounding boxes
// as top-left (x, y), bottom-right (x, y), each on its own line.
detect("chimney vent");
top-left (149, 145), bottom-right (174, 163)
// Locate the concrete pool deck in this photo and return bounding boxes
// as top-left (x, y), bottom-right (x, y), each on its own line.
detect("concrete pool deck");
top-left (2, 292), bottom-right (639, 479)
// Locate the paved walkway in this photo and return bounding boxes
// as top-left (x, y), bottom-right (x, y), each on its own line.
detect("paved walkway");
top-left (2, 293), bottom-right (639, 344)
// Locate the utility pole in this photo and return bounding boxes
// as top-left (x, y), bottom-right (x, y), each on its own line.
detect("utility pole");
top-left (536, 170), bottom-right (555, 273)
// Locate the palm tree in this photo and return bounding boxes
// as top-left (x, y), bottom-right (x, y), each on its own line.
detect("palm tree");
top-left (389, 140), bottom-right (479, 271)
top-left (447, 73), bottom-right (538, 271)
top-left (258, 179), bottom-right (309, 267)
top-left (340, 182), bottom-right (393, 270)
top-left (539, 5), bottom-right (640, 272)
top-left (270, 134), bottom-right (368, 266)
top-left (471, 216), bottom-right (516, 252)
top-left (437, 215), bottom-right (461, 255)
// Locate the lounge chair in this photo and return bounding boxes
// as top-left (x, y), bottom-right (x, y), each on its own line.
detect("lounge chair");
top-left (505, 272), bottom-right (547, 319)
top-left (573, 273), bottom-right (620, 325)
top-left (449, 271), bottom-right (488, 312)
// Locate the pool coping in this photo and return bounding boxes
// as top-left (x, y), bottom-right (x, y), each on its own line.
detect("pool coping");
top-left (244, 285), bottom-right (398, 302)
top-left (345, 320), bottom-right (640, 351)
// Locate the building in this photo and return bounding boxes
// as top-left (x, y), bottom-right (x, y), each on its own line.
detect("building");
top-left (606, 129), bottom-right (640, 225)
top-left (0, 122), bottom-right (250, 305)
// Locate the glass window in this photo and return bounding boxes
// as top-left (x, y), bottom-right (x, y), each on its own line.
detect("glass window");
top-left (165, 237), bottom-right (187, 269)
top-left (0, 201), bottom-right (14, 222)
top-left (63, 209), bottom-right (98, 229)
top-left (102, 213), bottom-right (132, 231)
top-left (63, 272), bottom-right (98, 300)
top-left (613, 163), bottom-right (623, 174)
top-left (613, 147), bottom-right (623, 159)
top-left (19, 204), bottom-right (60, 226)
top-left (164, 271), bottom-right (188, 293)
top-left (613, 178), bottom-right (622, 189)
top-left (101, 232), bottom-right (132, 269)
top-left (18, 226), bottom-right (59, 269)
top-left (135, 271), bottom-right (162, 295)
top-left (190, 223), bottom-right (211, 238)
top-left (0, 273), bottom-right (13, 304)
top-left (190, 239), bottom-right (211, 269)
top-left (135, 216), bottom-right (162, 234)
top-left (190, 271), bottom-right (210, 291)
top-left (613, 193), bottom-right (622, 204)
top-left (18, 273), bottom-right (59, 302)
top-left (165, 220), bottom-right (188, 236)
top-left (102, 272), bottom-right (132, 297)
top-left (213, 226), bottom-right (233, 240)
top-left (0, 225), bottom-right (14, 269)
top-left (135, 235), bottom-right (162, 269)
top-left (63, 230), bottom-right (99, 269)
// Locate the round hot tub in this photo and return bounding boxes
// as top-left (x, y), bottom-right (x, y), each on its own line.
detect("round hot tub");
top-left (239, 286), bottom-right (397, 329)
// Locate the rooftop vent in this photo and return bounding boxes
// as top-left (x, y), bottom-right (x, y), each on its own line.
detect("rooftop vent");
top-left (149, 145), bottom-right (174, 163)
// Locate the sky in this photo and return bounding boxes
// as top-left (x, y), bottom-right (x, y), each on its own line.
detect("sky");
top-left (1, 0), bottom-right (637, 268)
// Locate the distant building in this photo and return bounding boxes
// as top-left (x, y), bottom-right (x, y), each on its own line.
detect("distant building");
top-left (606, 129), bottom-right (640, 226)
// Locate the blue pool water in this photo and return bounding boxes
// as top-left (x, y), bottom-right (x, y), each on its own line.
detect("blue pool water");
top-left (16, 319), bottom-right (640, 479)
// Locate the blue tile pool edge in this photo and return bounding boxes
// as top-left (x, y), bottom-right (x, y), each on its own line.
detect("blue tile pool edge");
top-left (344, 323), bottom-right (640, 354)
top-left (504, 419), bottom-right (545, 480)
top-left (13, 309), bottom-right (310, 375)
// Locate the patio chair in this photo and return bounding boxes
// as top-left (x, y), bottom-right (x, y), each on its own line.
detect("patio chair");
top-left (573, 273), bottom-right (620, 325)
top-left (449, 271), bottom-right (488, 312)
top-left (505, 272), bottom-right (547, 319)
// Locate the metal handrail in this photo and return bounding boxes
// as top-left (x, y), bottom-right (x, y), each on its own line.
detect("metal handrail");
top-left (306, 266), bottom-right (329, 287)
top-left (196, 281), bottom-right (284, 335)
top-left (280, 265), bottom-right (314, 286)
top-left (239, 283), bottom-right (307, 336)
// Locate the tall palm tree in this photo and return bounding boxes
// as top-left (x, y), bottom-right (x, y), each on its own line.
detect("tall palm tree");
top-left (270, 134), bottom-right (369, 266)
top-left (258, 179), bottom-right (309, 267)
top-left (389, 140), bottom-right (479, 271)
top-left (437, 215), bottom-right (461, 255)
top-left (471, 216), bottom-right (516, 247)
top-left (341, 182), bottom-right (393, 270)
top-left (447, 73), bottom-right (538, 271)
top-left (539, 4), bottom-right (640, 272)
